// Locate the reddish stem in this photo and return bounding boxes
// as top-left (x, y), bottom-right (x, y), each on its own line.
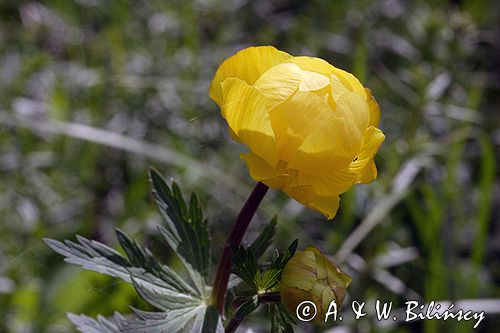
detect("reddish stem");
top-left (210, 182), bottom-right (269, 316)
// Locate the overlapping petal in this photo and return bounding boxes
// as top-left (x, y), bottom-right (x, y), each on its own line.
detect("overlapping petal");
top-left (336, 92), bottom-right (370, 132)
top-left (357, 159), bottom-right (378, 184)
top-left (254, 62), bottom-right (302, 109)
top-left (330, 74), bottom-right (350, 103)
top-left (241, 152), bottom-right (289, 188)
top-left (288, 114), bottom-right (362, 175)
top-left (330, 67), bottom-right (367, 100)
top-left (288, 56), bottom-right (336, 77)
top-left (298, 70), bottom-right (330, 92)
top-left (305, 195), bottom-right (341, 220)
top-left (269, 91), bottom-right (333, 162)
top-left (220, 78), bottom-right (279, 167)
top-left (209, 46), bottom-right (292, 106)
top-left (298, 169), bottom-right (357, 197)
top-left (349, 126), bottom-right (385, 175)
top-left (288, 56), bottom-right (366, 99)
top-left (365, 88), bottom-right (381, 127)
top-left (297, 126), bottom-right (385, 198)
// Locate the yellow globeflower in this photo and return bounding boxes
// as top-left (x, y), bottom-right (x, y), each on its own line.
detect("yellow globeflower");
top-left (209, 46), bottom-right (385, 219)
top-left (280, 247), bottom-right (351, 322)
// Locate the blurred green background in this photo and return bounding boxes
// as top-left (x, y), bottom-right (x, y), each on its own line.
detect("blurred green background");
top-left (0, 0), bottom-right (499, 332)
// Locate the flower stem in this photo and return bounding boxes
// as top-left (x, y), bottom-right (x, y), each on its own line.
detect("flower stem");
top-left (210, 182), bottom-right (269, 316)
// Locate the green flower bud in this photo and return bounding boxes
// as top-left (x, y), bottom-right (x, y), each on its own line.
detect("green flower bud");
top-left (279, 247), bottom-right (351, 322)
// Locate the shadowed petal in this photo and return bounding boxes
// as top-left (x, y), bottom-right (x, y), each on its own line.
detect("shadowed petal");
top-left (306, 195), bottom-right (341, 220)
top-left (221, 78), bottom-right (279, 167)
top-left (289, 115), bottom-right (361, 175)
top-left (270, 91), bottom-right (333, 162)
top-left (241, 152), bottom-right (289, 188)
top-left (348, 126), bottom-right (385, 174)
top-left (365, 88), bottom-right (381, 127)
top-left (356, 159), bottom-right (378, 184)
top-left (298, 169), bottom-right (357, 196)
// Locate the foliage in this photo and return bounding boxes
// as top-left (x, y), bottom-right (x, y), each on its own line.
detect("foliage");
top-left (46, 169), bottom-right (223, 332)
top-left (45, 168), bottom-right (298, 332)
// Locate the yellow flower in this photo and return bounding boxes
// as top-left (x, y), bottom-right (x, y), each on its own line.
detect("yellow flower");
top-left (209, 46), bottom-right (385, 219)
top-left (279, 247), bottom-right (351, 322)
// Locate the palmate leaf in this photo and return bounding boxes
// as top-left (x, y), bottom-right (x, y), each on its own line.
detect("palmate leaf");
top-left (116, 229), bottom-right (198, 295)
top-left (45, 176), bottom-right (221, 333)
top-left (121, 306), bottom-right (223, 333)
top-left (149, 167), bottom-right (210, 295)
top-left (68, 312), bottom-right (124, 333)
top-left (46, 231), bottom-right (223, 333)
top-left (44, 232), bottom-right (196, 297)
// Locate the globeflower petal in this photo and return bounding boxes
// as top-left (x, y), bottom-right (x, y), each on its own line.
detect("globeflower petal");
top-left (298, 70), bottom-right (330, 91)
top-left (289, 56), bottom-right (366, 99)
top-left (269, 91), bottom-right (333, 162)
top-left (330, 73), bottom-right (350, 103)
top-left (348, 126), bottom-right (385, 175)
top-left (288, 56), bottom-right (336, 77)
top-left (220, 78), bottom-right (279, 167)
top-left (330, 67), bottom-right (367, 99)
top-left (289, 115), bottom-right (362, 175)
top-left (240, 152), bottom-right (289, 188)
top-left (306, 195), bottom-right (341, 220)
top-left (209, 46), bottom-right (292, 106)
top-left (254, 62), bottom-right (302, 109)
top-left (356, 159), bottom-right (378, 184)
top-left (283, 185), bottom-right (316, 204)
top-left (365, 88), bottom-right (381, 127)
top-left (336, 92), bottom-right (370, 132)
top-left (298, 169), bottom-right (357, 197)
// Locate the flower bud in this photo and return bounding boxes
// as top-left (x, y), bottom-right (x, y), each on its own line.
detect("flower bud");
top-left (279, 247), bottom-right (351, 322)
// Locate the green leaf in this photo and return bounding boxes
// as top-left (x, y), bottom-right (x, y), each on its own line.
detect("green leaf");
top-left (270, 302), bottom-right (295, 333)
top-left (149, 167), bottom-right (210, 294)
top-left (230, 244), bottom-right (260, 291)
top-left (44, 234), bottom-right (196, 297)
top-left (46, 233), bottom-right (223, 333)
top-left (68, 312), bottom-right (124, 333)
top-left (130, 273), bottom-right (201, 311)
top-left (121, 306), bottom-right (223, 333)
top-left (259, 239), bottom-right (298, 292)
top-left (233, 295), bottom-right (259, 320)
top-left (46, 170), bottom-right (223, 333)
top-left (44, 236), bottom-right (135, 282)
top-left (225, 295), bottom-right (259, 332)
top-left (249, 216), bottom-right (277, 259)
top-left (115, 229), bottom-right (196, 295)
top-left (228, 217), bottom-right (278, 292)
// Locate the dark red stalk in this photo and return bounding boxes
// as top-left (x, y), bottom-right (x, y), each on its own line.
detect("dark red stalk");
top-left (210, 182), bottom-right (269, 316)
